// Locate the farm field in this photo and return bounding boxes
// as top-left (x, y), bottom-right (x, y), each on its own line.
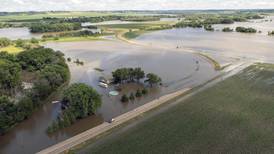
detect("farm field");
top-left (81, 63), bottom-right (274, 154)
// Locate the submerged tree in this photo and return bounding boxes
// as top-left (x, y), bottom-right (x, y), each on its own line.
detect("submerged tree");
top-left (47, 83), bottom-right (102, 133)
top-left (135, 89), bottom-right (142, 98)
top-left (145, 73), bottom-right (162, 87)
top-left (129, 93), bottom-right (135, 101)
top-left (121, 94), bottom-right (129, 103)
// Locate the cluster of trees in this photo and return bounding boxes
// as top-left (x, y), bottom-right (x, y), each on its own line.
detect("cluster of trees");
top-left (0, 37), bottom-right (39, 49)
top-left (42, 30), bottom-right (100, 39)
top-left (175, 14), bottom-right (264, 29)
top-left (0, 47), bottom-right (69, 135)
top-left (0, 95), bottom-right (35, 135)
top-left (0, 38), bottom-right (12, 48)
top-left (47, 83), bottom-right (102, 133)
top-left (145, 73), bottom-right (162, 87)
top-left (112, 67), bottom-right (145, 83)
top-left (121, 89), bottom-right (148, 103)
top-left (0, 23), bottom-right (13, 28)
top-left (0, 58), bottom-right (21, 95)
top-left (174, 21), bottom-right (203, 28)
top-left (203, 18), bottom-right (234, 25)
top-left (247, 14), bottom-right (264, 19)
top-left (112, 67), bottom-right (162, 87)
top-left (38, 15), bottom-right (161, 23)
top-left (175, 17), bottom-right (235, 29)
top-left (43, 16), bottom-right (121, 24)
top-left (121, 16), bottom-right (160, 22)
top-left (30, 22), bottom-right (82, 33)
top-left (222, 27), bottom-right (234, 32)
top-left (236, 27), bottom-right (257, 33)
top-left (204, 25), bottom-right (214, 31)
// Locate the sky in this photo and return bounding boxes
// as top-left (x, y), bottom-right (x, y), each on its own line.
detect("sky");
top-left (1, 0), bottom-right (274, 12)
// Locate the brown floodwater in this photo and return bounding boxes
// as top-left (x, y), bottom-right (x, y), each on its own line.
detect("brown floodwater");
top-left (135, 16), bottom-right (274, 64)
top-left (0, 27), bottom-right (42, 40)
top-left (0, 38), bottom-right (218, 154)
top-left (3, 16), bottom-right (274, 153)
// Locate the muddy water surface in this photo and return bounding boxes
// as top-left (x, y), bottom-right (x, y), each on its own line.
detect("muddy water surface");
top-left (0, 38), bottom-right (217, 154)
top-left (0, 27), bottom-right (42, 40)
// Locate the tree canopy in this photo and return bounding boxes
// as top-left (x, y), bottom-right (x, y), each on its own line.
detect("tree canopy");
top-left (47, 83), bottom-right (102, 133)
top-left (236, 27), bottom-right (257, 33)
top-left (0, 47), bottom-right (69, 135)
top-left (0, 59), bottom-right (21, 94)
top-left (0, 38), bottom-right (11, 48)
top-left (112, 67), bottom-right (145, 83)
top-left (145, 73), bottom-right (162, 87)
top-left (30, 22), bottom-right (82, 33)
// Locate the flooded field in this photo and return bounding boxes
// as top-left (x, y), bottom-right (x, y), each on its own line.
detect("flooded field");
top-left (135, 28), bottom-right (274, 63)
top-left (213, 16), bottom-right (274, 35)
top-left (0, 27), bottom-right (42, 40)
top-left (0, 38), bottom-right (218, 154)
top-left (2, 16), bottom-right (274, 154)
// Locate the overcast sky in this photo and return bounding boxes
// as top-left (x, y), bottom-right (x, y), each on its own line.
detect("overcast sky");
top-left (1, 0), bottom-right (274, 12)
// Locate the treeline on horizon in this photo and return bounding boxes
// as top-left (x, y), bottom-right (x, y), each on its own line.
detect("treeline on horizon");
top-left (174, 13), bottom-right (263, 29)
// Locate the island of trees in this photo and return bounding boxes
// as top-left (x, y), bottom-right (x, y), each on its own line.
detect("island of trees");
top-left (112, 67), bottom-right (161, 86)
top-left (236, 27), bottom-right (257, 33)
top-left (174, 13), bottom-right (263, 29)
top-left (111, 67), bottom-right (161, 103)
top-left (222, 27), bottom-right (234, 32)
top-left (30, 22), bottom-right (82, 33)
top-left (0, 47), bottom-right (69, 135)
top-left (47, 83), bottom-right (102, 133)
top-left (204, 25), bottom-right (214, 31)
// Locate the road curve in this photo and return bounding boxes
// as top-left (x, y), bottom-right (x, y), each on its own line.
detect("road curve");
top-left (37, 88), bottom-right (190, 154)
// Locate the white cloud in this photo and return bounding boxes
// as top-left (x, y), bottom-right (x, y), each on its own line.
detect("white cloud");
top-left (0, 0), bottom-right (274, 12)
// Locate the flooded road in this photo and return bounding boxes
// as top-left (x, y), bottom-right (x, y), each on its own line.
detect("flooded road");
top-left (0, 38), bottom-right (218, 154)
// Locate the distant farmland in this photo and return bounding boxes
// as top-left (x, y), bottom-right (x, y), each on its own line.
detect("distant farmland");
top-left (82, 63), bottom-right (274, 154)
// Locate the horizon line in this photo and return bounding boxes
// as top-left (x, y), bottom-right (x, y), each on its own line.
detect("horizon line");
top-left (1, 8), bottom-right (274, 13)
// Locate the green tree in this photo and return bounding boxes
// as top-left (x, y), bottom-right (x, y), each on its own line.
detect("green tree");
top-left (0, 59), bottom-right (21, 93)
top-left (145, 73), bottom-right (162, 87)
top-left (63, 83), bottom-right (102, 118)
top-left (121, 94), bottom-right (129, 102)
top-left (142, 88), bottom-right (148, 95)
top-left (15, 39), bottom-right (25, 48)
top-left (0, 38), bottom-right (11, 48)
top-left (30, 38), bottom-right (39, 44)
top-left (222, 27), bottom-right (233, 32)
top-left (134, 67), bottom-right (145, 81)
top-left (0, 96), bottom-right (17, 135)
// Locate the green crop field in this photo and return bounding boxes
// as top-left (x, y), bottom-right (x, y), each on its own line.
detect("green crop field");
top-left (81, 63), bottom-right (274, 154)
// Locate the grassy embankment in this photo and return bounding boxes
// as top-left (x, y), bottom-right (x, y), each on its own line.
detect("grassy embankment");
top-left (197, 53), bottom-right (222, 70)
top-left (0, 45), bottom-right (23, 54)
top-left (84, 63), bottom-right (274, 154)
top-left (41, 36), bottom-right (103, 43)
